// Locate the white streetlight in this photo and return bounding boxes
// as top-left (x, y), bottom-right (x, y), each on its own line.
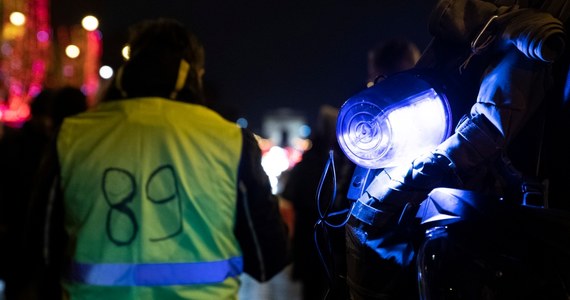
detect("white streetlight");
top-left (65, 45), bottom-right (80, 58)
top-left (9, 12), bottom-right (26, 26)
top-left (99, 65), bottom-right (114, 79)
top-left (81, 15), bottom-right (99, 31)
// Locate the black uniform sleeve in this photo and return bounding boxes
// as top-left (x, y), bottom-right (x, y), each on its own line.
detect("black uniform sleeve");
top-left (234, 128), bottom-right (291, 282)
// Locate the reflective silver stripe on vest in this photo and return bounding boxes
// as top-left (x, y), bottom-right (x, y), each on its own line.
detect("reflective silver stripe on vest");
top-left (69, 256), bottom-right (243, 286)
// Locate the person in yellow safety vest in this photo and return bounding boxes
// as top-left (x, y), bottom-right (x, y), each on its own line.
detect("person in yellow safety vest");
top-left (21, 18), bottom-right (291, 300)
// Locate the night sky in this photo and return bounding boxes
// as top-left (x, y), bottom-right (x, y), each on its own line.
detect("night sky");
top-left (51, 0), bottom-right (439, 134)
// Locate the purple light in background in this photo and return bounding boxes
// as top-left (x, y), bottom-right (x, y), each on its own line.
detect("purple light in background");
top-left (28, 84), bottom-right (42, 97)
top-left (37, 30), bottom-right (50, 42)
top-left (1, 43), bottom-right (12, 56)
top-left (63, 65), bottom-right (74, 77)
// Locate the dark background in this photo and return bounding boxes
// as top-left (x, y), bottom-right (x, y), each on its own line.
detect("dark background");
top-left (50, 0), bottom-right (438, 134)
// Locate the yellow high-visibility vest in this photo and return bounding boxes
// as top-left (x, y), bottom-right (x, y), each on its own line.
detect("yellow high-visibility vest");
top-left (57, 98), bottom-right (243, 300)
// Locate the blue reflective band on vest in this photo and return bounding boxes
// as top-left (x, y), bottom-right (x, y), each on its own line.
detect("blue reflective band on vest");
top-left (70, 256), bottom-right (243, 286)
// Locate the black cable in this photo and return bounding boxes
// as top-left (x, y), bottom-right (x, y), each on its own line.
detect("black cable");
top-left (316, 150), bottom-right (337, 222)
top-left (315, 150), bottom-right (355, 228)
top-left (313, 149), bottom-right (356, 300)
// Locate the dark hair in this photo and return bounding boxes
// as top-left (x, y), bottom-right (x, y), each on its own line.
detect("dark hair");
top-left (104, 18), bottom-right (205, 103)
top-left (52, 86), bottom-right (87, 127)
top-left (368, 37), bottom-right (420, 84)
top-left (30, 89), bottom-right (55, 117)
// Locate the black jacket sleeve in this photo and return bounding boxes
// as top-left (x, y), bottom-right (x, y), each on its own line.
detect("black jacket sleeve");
top-left (234, 128), bottom-right (291, 282)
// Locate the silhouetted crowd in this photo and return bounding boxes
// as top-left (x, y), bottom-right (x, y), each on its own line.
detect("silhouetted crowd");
top-left (0, 1), bottom-right (569, 300)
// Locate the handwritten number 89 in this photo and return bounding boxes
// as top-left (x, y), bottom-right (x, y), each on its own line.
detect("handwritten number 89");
top-left (102, 165), bottom-right (181, 246)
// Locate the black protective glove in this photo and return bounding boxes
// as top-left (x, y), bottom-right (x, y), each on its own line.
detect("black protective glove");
top-left (358, 151), bottom-right (462, 215)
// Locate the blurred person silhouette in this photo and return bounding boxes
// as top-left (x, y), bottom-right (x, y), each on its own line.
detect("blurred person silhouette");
top-left (340, 1), bottom-right (570, 299)
top-left (280, 104), bottom-right (352, 300)
top-left (24, 18), bottom-right (290, 300)
top-left (0, 89), bottom-right (55, 299)
top-left (366, 37), bottom-right (421, 87)
top-left (51, 86), bottom-right (88, 129)
top-left (0, 87), bottom-right (87, 299)
top-left (1, 86), bottom-right (87, 299)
